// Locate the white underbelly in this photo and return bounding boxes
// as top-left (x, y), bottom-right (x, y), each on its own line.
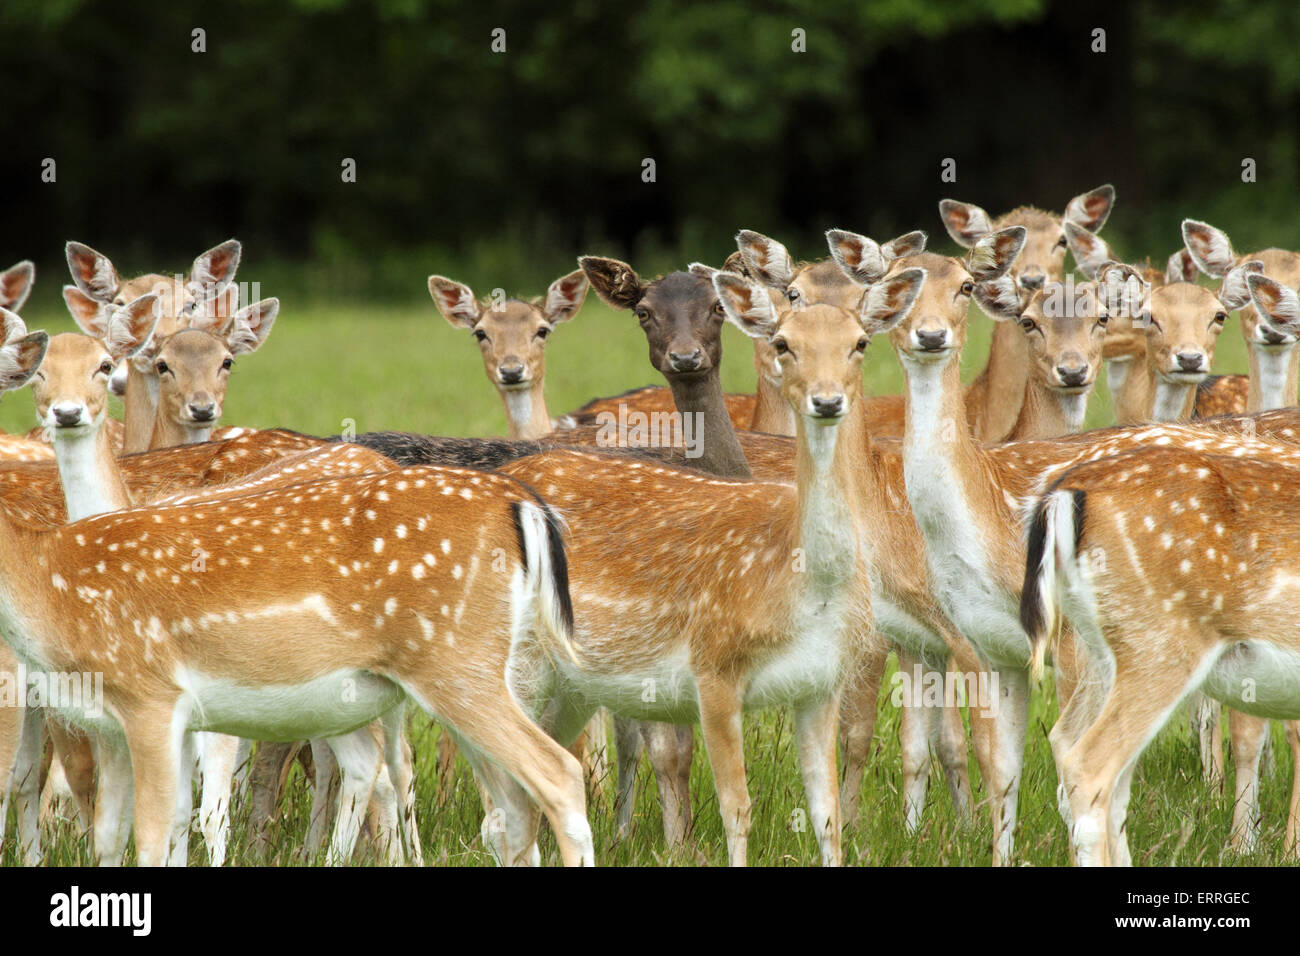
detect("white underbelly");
top-left (1203, 642), bottom-right (1300, 719)
top-left (181, 668), bottom-right (404, 740)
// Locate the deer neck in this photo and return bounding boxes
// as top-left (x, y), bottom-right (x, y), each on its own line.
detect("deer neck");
top-left (52, 412), bottom-right (132, 522)
top-left (969, 322), bottom-right (1028, 441)
top-left (150, 411), bottom-right (212, 449)
top-left (1105, 357), bottom-right (1151, 424)
top-left (1147, 361), bottom-right (1197, 422)
top-left (749, 357), bottom-right (796, 437)
top-left (1005, 376), bottom-right (1087, 441)
top-left (901, 353), bottom-right (1002, 550)
top-left (1247, 344), bottom-right (1300, 412)
top-left (501, 381), bottom-right (552, 440)
top-left (793, 396), bottom-right (869, 584)
top-left (666, 367), bottom-right (751, 478)
top-left (123, 365), bottom-right (160, 454)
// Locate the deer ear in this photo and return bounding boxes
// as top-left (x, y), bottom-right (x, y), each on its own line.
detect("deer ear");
top-left (972, 275), bottom-right (1024, 322)
top-left (105, 294), bottom-right (162, 361)
top-left (543, 270), bottom-right (588, 325)
top-left (735, 230), bottom-right (795, 290)
top-left (938, 199), bottom-right (993, 248)
top-left (1098, 262), bottom-right (1150, 319)
top-left (65, 241), bottom-right (120, 301)
top-left (1247, 274), bottom-right (1300, 335)
top-left (713, 272), bottom-right (780, 340)
top-left (687, 262), bottom-right (720, 282)
top-left (189, 240), bottom-right (242, 301)
top-left (967, 227), bottom-right (1026, 282)
top-left (1182, 219), bottom-right (1235, 278)
top-left (1166, 248), bottom-right (1198, 285)
top-left (0, 307), bottom-right (27, 344)
top-left (720, 251), bottom-right (749, 276)
top-left (881, 230), bottom-right (927, 261)
top-left (226, 298), bottom-right (279, 355)
top-left (0, 261), bottom-right (34, 312)
top-left (63, 285), bottom-right (111, 337)
top-left (1220, 260), bottom-right (1265, 312)
top-left (1064, 220), bottom-right (1113, 280)
top-left (1064, 184), bottom-right (1115, 233)
top-left (427, 276), bottom-right (481, 328)
top-left (860, 268), bottom-right (926, 337)
top-left (0, 330), bottom-right (48, 392)
top-left (825, 229), bottom-right (888, 286)
top-left (577, 256), bottom-right (645, 311)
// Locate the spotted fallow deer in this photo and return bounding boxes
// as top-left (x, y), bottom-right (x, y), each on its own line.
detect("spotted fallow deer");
top-left (429, 271), bottom-right (589, 439)
top-left (0, 331), bottom-right (591, 867)
top-left (63, 240), bottom-right (243, 452)
top-left (938, 185), bottom-right (1115, 442)
top-left (0, 261), bottom-right (54, 463)
top-left (478, 266), bottom-right (928, 866)
top-left (1021, 282), bottom-right (1300, 865)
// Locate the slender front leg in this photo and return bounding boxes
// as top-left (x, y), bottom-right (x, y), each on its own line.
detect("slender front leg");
top-left (696, 673), bottom-right (750, 867)
top-left (640, 721), bottom-right (694, 850)
top-left (93, 735), bottom-right (134, 866)
top-left (837, 636), bottom-right (889, 831)
top-left (196, 732), bottom-right (242, 866)
top-left (10, 704), bottom-right (43, 865)
top-left (1227, 711), bottom-right (1268, 855)
top-left (988, 667), bottom-right (1029, 867)
top-left (796, 693), bottom-right (842, 866)
top-left (125, 710), bottom-right (186, 868)
top-left (167, 732), bottom-right (196, 866)
top-left (246, 740), bottom-right (298, 856)
top-left (381, 705), bottom-right (423, 865)
top-left (612, 716), bottom-right (644, 840)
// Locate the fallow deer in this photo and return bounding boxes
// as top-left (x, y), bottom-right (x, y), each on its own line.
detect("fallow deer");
top-left (938, 185), bottom-right (1115, 442)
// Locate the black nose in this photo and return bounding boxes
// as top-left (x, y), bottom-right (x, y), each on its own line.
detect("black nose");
top-left (1056, 364), bottom-right (1089, 388)
top-left (669, 349), bottom-right (702, 372)
top-left (53, 407), bottom-right (81, 427)
top-left (1020, 272), bottom-right (1046, 291)
top-left (188, 402), bottom-right (216, 422)
top-left (1176, 352), bottom-right (1204, 372)
top-left (916, 329), bottom-right (947, 351)
top-left (499, 364), bottom-right (525, 385)
top-left (811, 394), bottom-right (844, 417)
top-left (1262, 327), bottom-right (1289, 346)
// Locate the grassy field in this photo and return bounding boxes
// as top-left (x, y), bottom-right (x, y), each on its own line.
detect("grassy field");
top-left (3, 286), bottom-right (1290, 867)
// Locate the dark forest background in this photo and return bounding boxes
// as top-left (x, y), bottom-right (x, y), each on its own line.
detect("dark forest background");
top-left (2, 0), bottom-right (1297, 301)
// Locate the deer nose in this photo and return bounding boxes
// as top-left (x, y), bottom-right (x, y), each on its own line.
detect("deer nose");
top-left (916, 329), bottom-right (948, 351)
top-left (669, 349), bottom-right (702, 372)
top-left (1056, 364), bottom-right (1090, 388)
top-left (1020, 271), bottom-right (1046, 291)
top-left (1261, 326), bottom-right (1289, 346)
top-left (52, 404), bottom-right (83, 428)
top-left (810, 393), bottom-right (845, 418)
top-left (187, 401), bottom-right (216, 422)
top-left (1176, 351), bottom-right (1205, 373)
top-left (498, 363), bottom-right (526, 385)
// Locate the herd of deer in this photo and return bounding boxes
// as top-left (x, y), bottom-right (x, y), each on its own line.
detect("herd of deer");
top-left (0, 184), bottom-right (1298, 867)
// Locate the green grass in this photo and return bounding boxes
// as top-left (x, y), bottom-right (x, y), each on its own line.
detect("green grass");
top-left (0, 293), bottom-right (1272, 866)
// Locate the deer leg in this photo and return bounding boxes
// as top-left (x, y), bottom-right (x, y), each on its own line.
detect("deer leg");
top-left (306, 737), bottom-right (342, 859)
top-left (696, 673), bottom-right (750, 866)
top-left (1227, 710), bottom-right (1268, 855)
top-left (641, 721), bottom-right (694, 850)
top-left (246, 740), bottom-right (298, 855)
top-left (987, 667), bottom-right (1029, 867)
top-left (195, 732), bottom-right (242, 866)
top-left (895, 646), bottom-right (933, 832)
top-left (837, 637), bottom-right (889, 831)
top-left (322, 728), bottom-right (383, 865)
top-left (43, 722), bottom-right (95, 835)
top-left (121, 709), bottom-right (188, 869)
top-left (582, 708), bottom-right (612, 799)
top-left (795, 693), bottom-right (842, 866)
top-left (936, 660), bottom-right (973, 824)
top-left (435, 727), bottom-right (458, 807)
top-left (381, 704), bottom-right (422, 865)
top-left (1192, 693), bottom-right (1225, 790)
top-left (9, 704), bottom-right (42, 865)
top-left (612, 716), bottom-right (644, 840)
top-left (1285, 722), bottom-right (1300, 857)
top-left (92, 734), bottom-right (134, 866)
top-left (167, 731), bottom-right (196, 866)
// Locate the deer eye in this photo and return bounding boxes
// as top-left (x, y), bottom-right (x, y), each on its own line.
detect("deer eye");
top-left (1056, 236), bottom-right (1068, 248)
top-left (221, 357), bottom-right (234, 371)
top-left (1020, 318), bottom-right (1036, 332)
top-left (1213, 311), bottom-right (1228, 325)
top-left (855, 337), bottom-right (869, 352)
top-left (712, 301), bottom-right (724, 317)
top-left (772, 338), bottom-right (789, 355)
top-left (960, 281), bottom-right (974, 296)
top-left (535, 326), bottom-right (550, 340)
top-left (635, 308), bottom-right (650, 323)
top-left (156, 360), bottom-right (170, 375)
top-left (98, 360), bottom-right (114, 376)
top-left (1096, 313), bottom-right (1110, 327)
top-left (786, 289), bottom-right (801, 303)
top-left (473, 328), bottom-right (488, 342)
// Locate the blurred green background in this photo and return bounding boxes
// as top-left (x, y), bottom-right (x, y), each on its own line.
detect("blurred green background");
top-left (0, 0), bottom-right (1286, 436)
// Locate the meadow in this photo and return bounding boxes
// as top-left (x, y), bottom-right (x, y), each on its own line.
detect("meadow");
top-left (2, 272), bottom-right (1293, 867)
